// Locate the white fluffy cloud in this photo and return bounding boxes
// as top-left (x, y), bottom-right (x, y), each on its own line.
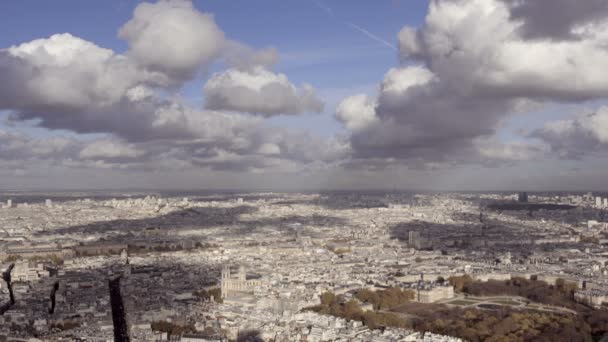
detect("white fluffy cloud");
top-left (1, 33), bottom-right (166, 112)
top-left (0, 33), bottom-right (217, 143)
top-left (338, 0), bottom-right (608, 168)
top-left (474, 138), bottom-right (546, 162)
top-left (335, 94), bottom-right (377, 131)
top-left (257, 143), bottom-right (281, 155)
top-left (119, 0), bottom-right (225, 82)
top-left (0, 130), bottom-right (76, 160)
top-left (0, 0), bottom-right (339, 174)
top-left (204, 66), bottom-right (324, 116)
top-left (380, 66), bottom-right (435, 95)
top-left (79, 140), bottom-right (144, 159)
top-left (399, 0), bottom-right (608, 101)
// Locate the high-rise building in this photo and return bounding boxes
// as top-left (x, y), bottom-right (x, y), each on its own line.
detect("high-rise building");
top-left (596, 197), bottom-right (603, 207)
top-left (518, 192), bottom-right (528, 203)
top-left (604, 198), bottom-right (608, 207)
top-left (409, 231), bottom-right (421, 249)
top-left (6, 199), bottom-right (12, 208)
top-left (45, 199), bottom-right (52, 207)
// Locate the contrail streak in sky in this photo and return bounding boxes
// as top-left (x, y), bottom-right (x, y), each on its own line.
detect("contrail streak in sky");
top-left (311, 0), bottom-right (334, 16)
top-left (346, 22), bottom-right (398, 51)
top-left (310, 0), bottom-right (397, 52)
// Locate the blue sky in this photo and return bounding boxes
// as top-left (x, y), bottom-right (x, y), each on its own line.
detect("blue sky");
top-left (0, 1), bottom-right (420, 87)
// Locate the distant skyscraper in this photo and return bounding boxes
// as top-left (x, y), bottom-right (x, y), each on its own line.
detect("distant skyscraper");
top-left (45, 199), bottom-right (52, 207)
top-left (596, 197), bottom-right (603, 207)
top-left (518, 192), bottom-right (528, 203)
top-left (6, 199), bottom-right (11, 208)
top-left (604, 198), bottom-right (608, 207)
top-left (408, 231), bottom-right (421, 249)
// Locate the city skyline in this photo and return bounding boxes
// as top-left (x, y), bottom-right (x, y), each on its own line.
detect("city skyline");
top-left (1, 190), bottom-right (607, 340)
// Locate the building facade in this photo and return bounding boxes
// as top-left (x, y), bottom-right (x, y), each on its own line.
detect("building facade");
top-left (220, 266), bottom-right (261, 299)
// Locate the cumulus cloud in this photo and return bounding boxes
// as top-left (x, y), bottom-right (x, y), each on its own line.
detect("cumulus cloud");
top-left (0, 33), bottom-right (214, 143)
top-left (0, 130), bottom-right (77, 161)
top-left (338, 0), bottom-right (608, 168)
top-left (141, 127), bottom-right (349, 173)
top-left (0, 130), bottom-right (155, 172)
top-left (335, 94), bottom-right (377, 131)
top-left (203, 66), bottom-right (324, 116)
top-left (501, 0), bottom-right (608, 40)
top-left (0, 120), bottom-right (349, 176)
top-left (79, 140), bottom-right (144, 160)
top-left (0, 36), bottom-right (336, 171)
top-left (256, 143), bottom-right (281, 155)
top-left (0, 0), bottom-right (339, 174)
top-left (342, 66), bottom-right (514, 163)
top-left (530, 107), bottom-right (608, 159)
top-left (474, 138), bottom-right (546, 162)
top-left (380, 66), bottom-right (435, 95)
top-left (119, 0), bottom-right (225, 82)
top-left (399, 0), bottom-right (608, 101)
top-left (0, 33), bottom-right (166, 113)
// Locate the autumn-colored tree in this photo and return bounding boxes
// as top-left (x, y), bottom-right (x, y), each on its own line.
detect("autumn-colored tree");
top-left (320, 292), bottom-right (337, 306)
top-left (356, 287), bottom-right (414, 310)
top-left (305, 285), bottom-right (607, 342)
top-left (448, 274), bottom-right (473, 292)
top-left (343, 300), bottom-right (364, 321)
top-left (150, 321), bottom-right (195, 337)
top-left (555, 278), bottom-right (578, 295)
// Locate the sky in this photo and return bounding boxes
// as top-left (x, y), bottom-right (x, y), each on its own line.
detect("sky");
top-left (1, 0), bottom-right (608, 191)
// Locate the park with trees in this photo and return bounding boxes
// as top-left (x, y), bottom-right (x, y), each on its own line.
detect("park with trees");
top-left (305, 281), bottom-right (608, 341)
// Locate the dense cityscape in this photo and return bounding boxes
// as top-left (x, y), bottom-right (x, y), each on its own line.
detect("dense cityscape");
top-left (1, 191), bottom-right (607, 341)
top-left (3, 0), bottom-right (608, 340)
